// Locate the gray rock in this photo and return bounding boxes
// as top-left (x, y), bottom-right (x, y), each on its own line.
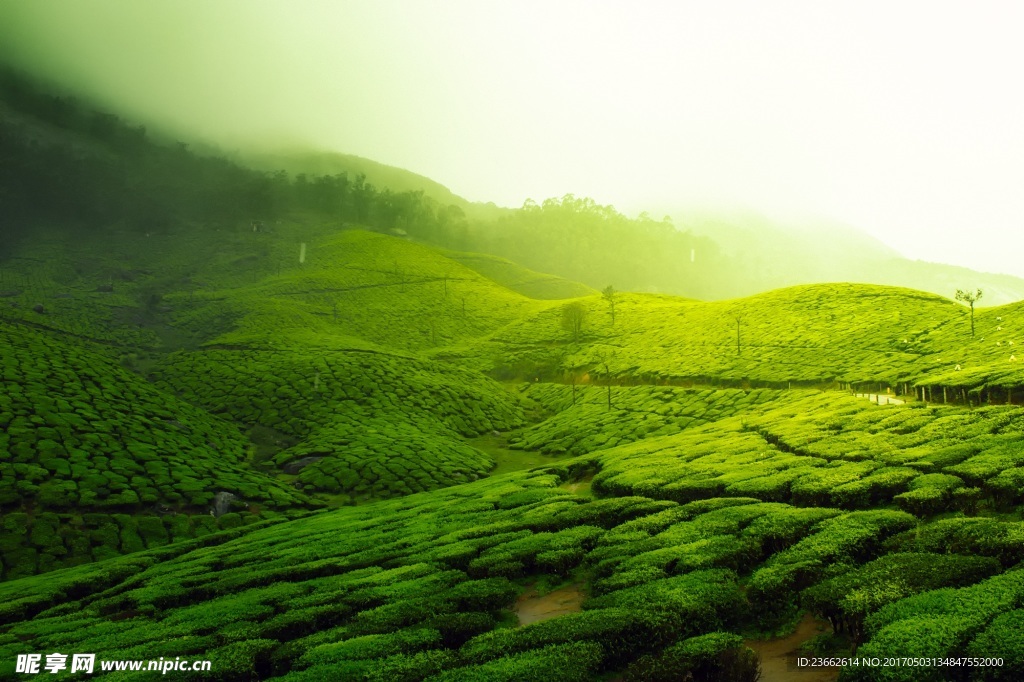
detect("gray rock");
top-left (283, 456), bottom-right (325, 475)
top-left (212, 491), bottom-right (236, 518)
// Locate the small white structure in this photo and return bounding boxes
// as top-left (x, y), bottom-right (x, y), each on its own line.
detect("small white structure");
top-left (955, 364), bottom-right (961, 371)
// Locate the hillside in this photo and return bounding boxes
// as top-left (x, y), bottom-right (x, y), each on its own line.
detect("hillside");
top-left (5, 217), bottom-right (1024, 679)
top-left (438, 282), bottom-right (984, 392)
top-left (240, 149), bottom-right (508, 223)
top-left (3, 71), bottom-right (1024, 681)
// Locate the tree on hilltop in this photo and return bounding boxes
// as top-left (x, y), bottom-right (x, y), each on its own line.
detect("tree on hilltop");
top-left (955, 288), bottom-right (983, 337)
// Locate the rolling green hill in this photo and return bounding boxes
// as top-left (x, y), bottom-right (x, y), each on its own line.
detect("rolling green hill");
top-left (4, 70), bottom-right (1024, 681)
top-left (0, 322), bottom-right (313, 581)
top-left (440, 283), bottom-right (978, 390)
top-left (440, 250), bottom-right (596, 301)
top-left (240, 149), bottom-right (508, 223)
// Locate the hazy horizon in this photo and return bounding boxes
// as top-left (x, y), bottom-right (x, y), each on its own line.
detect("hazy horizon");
top-left (2, 1), bottom-right (1024, 278)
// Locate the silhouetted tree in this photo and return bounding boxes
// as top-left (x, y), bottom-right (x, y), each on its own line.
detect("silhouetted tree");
top-left (561, 302), bottom-right (586, 342)
top-left (955, 288), bottom-right (983, 337)
top-left (593, 348), bottom-right (614, 410)
top-left (562, 353), bottom-right (584, 405)
top-left (602, 285), bottom-right (618, 325)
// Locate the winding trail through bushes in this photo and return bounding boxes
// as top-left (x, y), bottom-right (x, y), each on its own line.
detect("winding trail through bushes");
top-left (745, 613), bottom-right (838, 682)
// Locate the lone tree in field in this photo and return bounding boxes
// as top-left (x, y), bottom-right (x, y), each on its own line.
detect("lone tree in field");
top-left (593, 347), bottom-right (615, 410)
top-left (562, 302), bottom-right (586, 342)
top-left (733, 314), bottom-right (743, 355)
top-left (562, 353), bottom-right (584, 406)
top-left (602, 285), bottom-right (618, 326)
top-left (955, 288), bottom-right (983, 337)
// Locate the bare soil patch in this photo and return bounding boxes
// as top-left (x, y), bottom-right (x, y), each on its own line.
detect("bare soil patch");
top-left (745, 613), bottom-right (839, 682)
top-left (514, 583), bottom-right (585, 626)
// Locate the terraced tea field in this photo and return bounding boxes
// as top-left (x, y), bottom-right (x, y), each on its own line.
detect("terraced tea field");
top-left (3, 227), bottom-right (1024, 680)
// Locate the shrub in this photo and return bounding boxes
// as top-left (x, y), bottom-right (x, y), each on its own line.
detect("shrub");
top-left (801, 553), bottom-right (1001, 644)
top-left (624, 632), bottom-right (760, 682)
top-left (459, 608), bottom-right (658, 669)
top-left (425, 641), bottom-right (604, 682)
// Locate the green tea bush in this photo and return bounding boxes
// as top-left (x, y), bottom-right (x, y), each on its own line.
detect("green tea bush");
top-left (459, 607), bottom-right (657, 669)
top-left (584, 569), bottom-right (745, 643)
top-left (747, 510), bottom-right (916, 618)
top-left (424, 641), bottom-right (604, 682)
top-left (845, 570), bottom-right (1024, 681)
top-left (965, 609), bottom-right (1024, 681)
top-left (623, 632), bottom-right (760, 682)
top-left (883, 517), bottom-right (1024, 567)
top-left (801, 552), bottom-right (1001, 643)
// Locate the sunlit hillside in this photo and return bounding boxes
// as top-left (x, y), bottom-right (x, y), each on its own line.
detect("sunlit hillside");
top-left (2, 68), bottom-right (1024, 682)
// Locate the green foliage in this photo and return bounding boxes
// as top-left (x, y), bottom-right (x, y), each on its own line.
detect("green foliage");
top-left (802, 552), bottom-right (1002, 643)
top-left (624, 632), bottom-right (760, 682)
top-left (883, 517), bottom-right (1024, 567)
top-left (747, 510), bottom-right (916, 619)
top-left (152, 343), bottom-right (524, 499)
top-left (6, 98), bottom-right (1024, 680)
top-left (843, 570), bottom-right (1024, 681)
top-left (429, 641), bottom-right (604, 682)
top-left (965, 610), bottom-right (1024, 681)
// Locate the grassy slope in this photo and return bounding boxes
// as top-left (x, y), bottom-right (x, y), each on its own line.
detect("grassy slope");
top-left (150, 348), bottom-right (526, 500)
top-left (5, 224), bottom-right (1024, 679)
top-left (4, 388), bottom-right (1024, 679)
top-left (0, 322), bottom-right (313, 580)
top-left (444, 282), bottom-right (1024, 390)
top-left (440, 249), bottom-right (596, 300)
top-left (158, 229), bottom-right (554, 352)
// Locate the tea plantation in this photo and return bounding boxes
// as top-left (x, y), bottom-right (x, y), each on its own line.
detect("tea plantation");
top-left (3, 227), bottom-right (1024, 680)
top-left (0, 322), bottom-right (316, 581)
top-left (150, 348), bottom-right (526, 499)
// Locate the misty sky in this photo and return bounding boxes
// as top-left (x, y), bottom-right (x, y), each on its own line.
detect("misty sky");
top-left (2, 1), bottom-right (1023, 277)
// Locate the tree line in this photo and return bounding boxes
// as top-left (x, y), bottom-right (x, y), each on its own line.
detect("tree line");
top-left (1, 68), bottom-right (732, 301)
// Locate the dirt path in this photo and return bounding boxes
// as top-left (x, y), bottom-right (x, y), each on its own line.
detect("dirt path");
top-left (513, 583), bottom-right (585, 626)
top-left (856, 392), bottom-right (905, 405)
top-left (745, 613), bottom-right (838, 682)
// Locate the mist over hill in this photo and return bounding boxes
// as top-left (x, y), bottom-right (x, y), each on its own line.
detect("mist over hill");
top-left (3, 68), bottom-right (1022, 305)
top-left (5, 66), bottom-right (1024, 681)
